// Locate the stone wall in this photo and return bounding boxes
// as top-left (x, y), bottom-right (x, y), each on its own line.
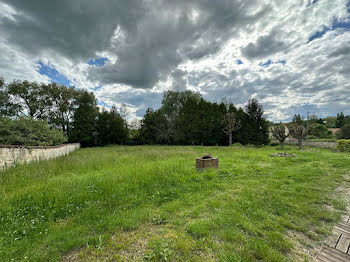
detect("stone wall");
top-left (0, 143), bottom-right (80, 169)
top-left (272, 139), bottom-right (336, 149)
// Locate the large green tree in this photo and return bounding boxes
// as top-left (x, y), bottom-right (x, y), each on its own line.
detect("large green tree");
top-left (244, 98), bottom-right (269, 145)
top-left (7, 80), bottom-right (48, 118)
top-left (43, 83), bottom-right (79, 136)
top-left (96, 106), bottom-right (128, 145)
top-left (70, 90), bottom-right (99, 147)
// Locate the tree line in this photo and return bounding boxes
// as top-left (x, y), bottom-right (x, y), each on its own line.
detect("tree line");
top-left (1, 78), bottom-right (271, 147)
top-left (2, 77), bottom-right (348, 148)
top-left (139, 91), bottom-right (270, 146)
top-left (0, 78), bottom-right (128, 147)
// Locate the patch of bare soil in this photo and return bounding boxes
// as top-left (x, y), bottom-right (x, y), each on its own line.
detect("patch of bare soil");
top-left (287, 174), bottom-right (350, 261)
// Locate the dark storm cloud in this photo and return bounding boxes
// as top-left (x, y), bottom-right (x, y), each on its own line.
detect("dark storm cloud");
top-left (1, 0), bottom-right (272, 89)
top-left (240, 31), bottom-right (287, 59)
top-left (0, 0), bottom-right (144, 60)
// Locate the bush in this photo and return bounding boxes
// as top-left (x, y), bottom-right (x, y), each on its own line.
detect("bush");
top-left (0, 117), bottom-right (67, 146)
top-left (337, 123), bottom-right (350, 139)
top-left (336, 140), bottom-right (350, 152)
top-left (308, 123), bottom-right (333, 139)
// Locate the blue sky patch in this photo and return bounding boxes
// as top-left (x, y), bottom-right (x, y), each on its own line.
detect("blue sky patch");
top-left (277, 60), bottom-right (286, 65)
top-left (308, 26), bottom-right (329, 42)
top-left (88, 57), bottom-right (109, 67)
top-left (38, 61), bottom-right (71, 86)
top-left (259, 59), bottom-right (286, 67)
top-left (259, 59), bottom-right (272, 67)
top-left (308, 17), bottom-right (350, 42)
top-left (97, 100), bottom-right (111, 108)
top-left (236, 59), bottom-right (243, 65)
top-left (332, 18), bottom-right (350, 30)
top-left (93, 85), bottom-right (102, 91)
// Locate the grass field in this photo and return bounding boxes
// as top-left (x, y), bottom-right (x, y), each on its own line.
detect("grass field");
top-left (1, 145), bottom-right (350, 261)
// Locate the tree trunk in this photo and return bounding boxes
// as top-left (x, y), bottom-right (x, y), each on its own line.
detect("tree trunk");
top-left (229, 133), bottom-right (232, 146)
top-left (298, 138), bottom-right (302, 150)
top-left (280, 140), bottom-right (284, 150)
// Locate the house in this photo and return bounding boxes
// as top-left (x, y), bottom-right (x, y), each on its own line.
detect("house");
top-left (328, 128), bottom-right (340, 134)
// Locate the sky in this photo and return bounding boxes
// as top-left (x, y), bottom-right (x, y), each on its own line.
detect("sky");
top-left (0, 0), bottom-right (349, 122)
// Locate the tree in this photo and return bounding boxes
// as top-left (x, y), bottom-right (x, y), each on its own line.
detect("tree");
top-left (336, 112), bottom-right (345, 128)
top-left (289, 123), bottom-right (308, 150)
top-left (337, 123), bottom-right (350, 139)
top-left (317, 118), bottom-right (324, 125)
top-left (7, 80), bottom-right (48, 118)
top-left (70, 91), bottom-right (98, 147)
top-left (96, 106), bottom-right (128, 145)
top-left (292, 114), bottom-right (303, 125)
top-left (140, 108), bottom-right (161, 144)
top-left (222, 111), bottom-right (241, 146)
top-left (43, 83), bottom-right (79, 136)
top-left (0, 78), bottom-right (20, 117)
top-left (271, 123), bottom-right (289, 149)
top-left (245, 98), bottom-right (269, 145)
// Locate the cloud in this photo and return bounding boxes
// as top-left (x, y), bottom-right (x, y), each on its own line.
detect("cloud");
top-left (0, 0), bottom-right (349, 121)
top-left (241, 31), bottom-right (287, 60)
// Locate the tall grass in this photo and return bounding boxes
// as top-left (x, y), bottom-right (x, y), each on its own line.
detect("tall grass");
top-left (0, 145), bottom-right (349, 261)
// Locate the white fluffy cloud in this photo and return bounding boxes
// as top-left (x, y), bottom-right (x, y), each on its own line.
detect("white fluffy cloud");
top-left (0, 0), bottom-right (349, 121)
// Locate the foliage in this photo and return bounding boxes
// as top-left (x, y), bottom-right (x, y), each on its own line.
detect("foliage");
top-left (292, 114), bottom-right (303, 125)
top-left (244, 98), bottom-right (270, 145)
top-left (0, 146), bottom-right (349, 261)
top-left (337, 123), bottom-right (350, 139)
top-left (7, 80), bottom-right (48, 118)
top-left (324, 117), bottom-right (337, 128)
top-left (140, 92), bottom-right (269, 146)
top-left (144, 239), bottom-right (173, 261)
top-left (0, 77), bottom-right (20, 117)
top-left (336, 139), bottom-right (350, 152)
top-left (336, 112), bottom-right (345, 128)
top-left (96, 106), bottom-right (128, 145)
top-left (0, 117), bottom-right (67, 146)
top-left (271, 123), bottom-right (289, 149)
top-left (69, 90), bottom-right (99, 147)
top-left (42, 83), bottom-right (79, 136)
top-left (308, 123), bottom-right (333, 139)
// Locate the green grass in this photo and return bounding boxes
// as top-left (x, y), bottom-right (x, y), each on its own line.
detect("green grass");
top-left (306, 138), bottom-right (337, 142)
top-left (0, 145), bottom-right (350, 261)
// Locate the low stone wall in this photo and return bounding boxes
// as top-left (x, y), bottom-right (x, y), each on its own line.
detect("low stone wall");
top-left (0, 143), bottom-right (80, 169)
top-left (272, 139), bottom-right (336, 149)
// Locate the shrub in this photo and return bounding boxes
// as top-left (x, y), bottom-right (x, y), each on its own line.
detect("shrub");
top-left (336, 140), bottom-right (350, 152)
top-left (337, 124), bottom-right (350, 139)
top-left (0, 117), bottom-right (67, 146)
top-left (308, 123), bottom-right (333, 139)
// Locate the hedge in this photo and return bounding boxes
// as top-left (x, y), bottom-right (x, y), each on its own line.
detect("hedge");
top-left (336, 139), bottom-right (350, 152)
top-left (0, 117), bottom-right (67, 146)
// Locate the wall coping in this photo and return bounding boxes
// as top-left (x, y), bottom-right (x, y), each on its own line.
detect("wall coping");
top-left (0, 143), bottom-right (80, 150)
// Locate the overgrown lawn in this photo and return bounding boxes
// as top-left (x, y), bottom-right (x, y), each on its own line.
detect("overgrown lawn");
top-left (0, 145), bottom-right (349, 261)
